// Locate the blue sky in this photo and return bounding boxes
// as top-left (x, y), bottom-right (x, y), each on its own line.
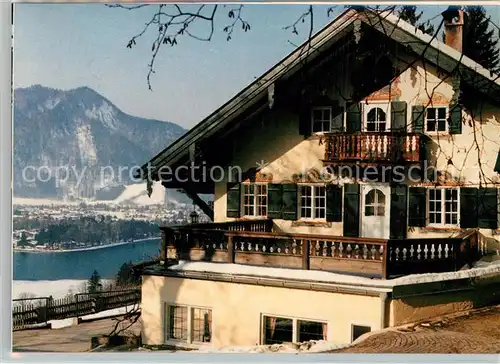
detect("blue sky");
top-left (14, 4), bottom-right (500, 129)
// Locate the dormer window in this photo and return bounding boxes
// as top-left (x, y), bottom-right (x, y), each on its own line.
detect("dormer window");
top-left (311, 107), bottom-right (332, 133)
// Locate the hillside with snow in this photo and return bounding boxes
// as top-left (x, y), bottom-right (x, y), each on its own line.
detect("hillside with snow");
top-left (13, 85), bottom-right (186, 199)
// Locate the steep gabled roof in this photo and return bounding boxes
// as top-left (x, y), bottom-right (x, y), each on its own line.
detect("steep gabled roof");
top-left (138, 7), bottom-right (500, 180)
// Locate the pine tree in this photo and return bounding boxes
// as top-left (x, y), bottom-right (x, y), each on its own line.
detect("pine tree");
top-left (18, 232), bottom-right (28, 247)
top-left (116, 261), bottom-right (139, 286)
top-left (398, 5), bottom-right (435, 36)
top-left (463, 6), bottom-right (500, 74)
top-left (87, 270), bottom-right (102, 294)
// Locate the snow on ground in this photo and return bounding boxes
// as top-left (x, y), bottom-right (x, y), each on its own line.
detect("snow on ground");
top-left (169, 259), bottom-right (500, 289)
top-left (49, 305), bottom-right (138, 329)
top-left (13, 279), bottom-right (114, 299)
top-left (197, 340), bottom-right (349, 353)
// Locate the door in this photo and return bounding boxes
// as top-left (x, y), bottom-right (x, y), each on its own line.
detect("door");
top-left (361, 184), bottom-right (390, 239)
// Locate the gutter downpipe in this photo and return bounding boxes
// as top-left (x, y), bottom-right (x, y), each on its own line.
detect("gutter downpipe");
top-left (380, 292), bottom-right (388, 329)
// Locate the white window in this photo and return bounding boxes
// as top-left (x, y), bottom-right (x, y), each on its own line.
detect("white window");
top-left (426, 107), bottom-right (448, 132)
top-left (262, 315), bottom-right (327, 345)
top-left (166, 304), bottom-right (212, 344)
top-left (364, 189), bottom-right (386, 216)
top-left (299, 185), bottom-right (326, 220)
top-left (428, 188), bottom-right (459, 226)
top-left (364, 104), bottom-right (390, 132)
top-left (311, 107), bottom-right (332, 133)
top-left (242, 183), bottom-right (267, 217)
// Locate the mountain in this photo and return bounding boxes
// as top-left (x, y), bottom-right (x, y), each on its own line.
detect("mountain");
top-left (14, 85), bottom-right (186, 199)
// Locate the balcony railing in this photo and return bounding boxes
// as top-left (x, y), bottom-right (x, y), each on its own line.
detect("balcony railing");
top-left (159, 221), bottom-right (481, 279)
top-left (324, 132), bottom-right (422, 163)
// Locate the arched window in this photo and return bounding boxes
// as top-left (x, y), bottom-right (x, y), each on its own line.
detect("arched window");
top-left (364, 189), bottom-right (385, 216)
top-left (366, 107), bottom-right (386, 132)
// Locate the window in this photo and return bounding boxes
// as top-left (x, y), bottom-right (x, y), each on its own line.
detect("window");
top-left (364, 189), bottom-right (386, 216)
top-left (166, 305), bottom-right (212, 344)
top-left (168, 306), bottom-right (188, 341)
top-left (426, 107), bottom-right (447, 132)
top-left (352, 325), bottom-right (371, 342)
top-left (299, 185), bottom-right (326, 219)
top-left (298, 320), bottom-right (327, 342)
top-left (263, 316), bottom-right (293, 345)
top-left (311, 107), bottom-right (332, 133)
top-left (428, 188), bottom-right (459, 226)
top-left (366, 106), bottom-right (387, 132)
top-left (263, 315), bottom-right (328, 345)
top-left (242, 183), bottom-right (267, 217)
top-left (192, 308), bottom-right (212, 343)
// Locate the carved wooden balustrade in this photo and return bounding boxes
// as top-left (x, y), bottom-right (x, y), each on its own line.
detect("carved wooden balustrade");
top-left (160, 219), bottom-right (482, 279)
top-left (324, 132), bottom-right (422, 163)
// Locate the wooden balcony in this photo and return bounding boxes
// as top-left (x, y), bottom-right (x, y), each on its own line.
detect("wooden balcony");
top-left (159, 220), bottom-right (482, 280)
top-left (324, 132), bottom-right (423, 164)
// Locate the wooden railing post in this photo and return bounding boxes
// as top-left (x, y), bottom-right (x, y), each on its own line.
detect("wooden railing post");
top-left (302, 239), bottom-right (310, 270)
top-left (382, 242), bottom-right (389, 279)
top-left (227, 234), bottom-right (234, 264)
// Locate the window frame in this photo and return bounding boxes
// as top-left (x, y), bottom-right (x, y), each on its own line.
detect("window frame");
top-left (427, 187), bottom-right (460, 227)
top-left (298, 184), bottom-right (327, 221)
top-left (310, 106), bottom-right (333, 134)
top-left (241, 182), bottom-right (268, 218)
top-left (363, 102), bottom-right (391, 132)
top-left (260, 313), bottom-right (328, 345)
top-left (425, 106), bottom-right (449, 133)
top-left (351, 324), bottom-right (371, 343)
top-left (165, 303), bottom-right (213, 346)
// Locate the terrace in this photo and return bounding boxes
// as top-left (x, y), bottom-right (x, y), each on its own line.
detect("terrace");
top-left (158, 219), bottom-right (485, 279)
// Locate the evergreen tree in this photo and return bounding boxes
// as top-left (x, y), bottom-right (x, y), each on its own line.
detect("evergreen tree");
top-left (463, 6), bottom-right (500, 74)
top-left (398, 5), bottom-right (435, 36)
top-left (18, 232), bottom-right (29, 247)
top-left (116, 261), bottom-right (140, 286)
top-left (87, 270), bottom-right (102, 294)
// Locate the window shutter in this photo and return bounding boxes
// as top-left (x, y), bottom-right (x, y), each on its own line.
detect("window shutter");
top-left (299, 104), bottom-right (312, 138)
top-left (412, 105), bottom-right (425, 133)
top-left (449, 103), bottom-right (462, 134)
top-left (282, 184), bottom-right (298, 220)
top-left (346, 103), bottom-right (362, 133)
top-left (343, 183), bottom-right (360, 237)
top-left (494, 149), bottom-right (500, 173)
top-left (326, 184), bottom-right (343, 222)
top-left (408, 187), bottom-right (426, 227)
top-left (331, 104), bottom-right (345, 133)
top-left (460, 187), bottom-right (478, 228)
top-left (390, 184), bottom-right (408, 239)
top-left (478, 187), bottom-right (498, 229)
top-left (226, 183), bottom-right (241, 218)
top-left (390, 101), bottom-right (407, 131)
top-left (267, 184), bottom-right (283, 219)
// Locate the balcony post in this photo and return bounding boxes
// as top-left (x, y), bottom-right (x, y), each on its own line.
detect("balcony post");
top-left (382, 243), bottom-right (388, 279)
top-left (227, 234), bottom-right (235, 264)
top-left (302, 239), bottom-right (310, 270)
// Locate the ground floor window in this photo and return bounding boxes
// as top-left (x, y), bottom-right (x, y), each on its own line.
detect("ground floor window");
top-left (166, 304), bottom-right (212, 344)
top-left (263, 315), bottom-right (327, 344)
top-left (351, 324), bottom-right (371, 342)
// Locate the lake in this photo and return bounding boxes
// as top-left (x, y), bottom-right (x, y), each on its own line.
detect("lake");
top-left (13, 238), bottom-right (161, 280)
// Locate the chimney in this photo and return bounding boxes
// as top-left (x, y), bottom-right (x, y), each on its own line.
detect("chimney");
top-left (442, 6), bottom-right (464, 53)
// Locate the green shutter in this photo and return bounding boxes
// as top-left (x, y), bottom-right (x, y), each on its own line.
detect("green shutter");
top-left (343, 183), bottom-right (360, 237)
top-left (449, 103), bottom-right (462, 134)
top-left (390, 101), bottom-right (407, 131)
top-left (299, 104), bottom-right (312, 137)
top-left (494, 149), bottom-right (500, 173)
top-left (267, 184), bottom-right (283, 219)
top-left (412, 105), bottom-right (425, 133)
top-left (390, 185), bottom-right (408, 239)
top-left (478, 188), bottom-right (498, 229)
top-left (331, 105), bottom-right (345, 133)
top-left (460, 187), bottom-right (478, 228)
top-left (408, 187), bottom-right (426, 227)
top-left (226, 183), bottom-right (241, 218)
top-left (282, 184), bottom-right (298, 220)
top-left (346, 103), bottom-right (362, 133)
top-left (326, 185), bottom-right (343, 222)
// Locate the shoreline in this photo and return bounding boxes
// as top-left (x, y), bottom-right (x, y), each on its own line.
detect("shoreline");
top-left (13, 237), bottom-right (160, 254)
